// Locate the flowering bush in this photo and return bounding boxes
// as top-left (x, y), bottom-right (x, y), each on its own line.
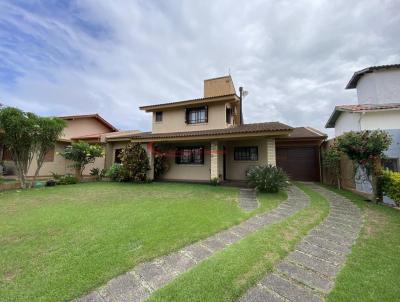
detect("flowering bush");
top-left (120, 143), bottom-right (150, 182)
top-left (381, 170), bottom-right (400, 206)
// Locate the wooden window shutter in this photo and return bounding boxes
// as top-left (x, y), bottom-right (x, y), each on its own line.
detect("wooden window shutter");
top-left (204, 105), bottom-right (208, 123)
top-left (185, 108), bottom-right (188, 124)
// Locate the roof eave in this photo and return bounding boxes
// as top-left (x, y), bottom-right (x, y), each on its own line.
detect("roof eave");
top-left (325, 108), bottom-right (343, 128)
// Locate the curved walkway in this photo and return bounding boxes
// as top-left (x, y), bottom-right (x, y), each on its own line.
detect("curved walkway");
top-left (241, 184), bottom-right (362, 302)
top-left (74, 186), bottom-right (309, 302)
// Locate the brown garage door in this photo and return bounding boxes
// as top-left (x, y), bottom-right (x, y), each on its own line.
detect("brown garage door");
top-left (276, 147), bottom-right (320, 181)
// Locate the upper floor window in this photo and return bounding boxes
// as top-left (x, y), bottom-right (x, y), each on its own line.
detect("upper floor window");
top-left (155, 111), bottom-right (163, 122)
top-left (226, 107), bottom-right (232, 124)
top-left (234, 146), bottom-right (258, 161)
top-left (185, 106), bottom-right (208, 124)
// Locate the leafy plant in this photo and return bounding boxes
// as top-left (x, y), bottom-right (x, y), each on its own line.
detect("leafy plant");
top-left (31, 117), bottom-right (66, 186)
top-left (57, 174), bottom-right (78, 185)
top-left (90, 167), bottom-right (106, 180)
top-left (381, 170), bottom-right (400, 206)
top-left (60, 141), bottom-right (103, 179)
top-left (0, 176), bottom-right (4, 184)
top-left (322, 142), bottom-right (341, 189)
top-left (210, 177), bottom-right (219, 186)
top-left (105, 163), bottom-right (123, 182)
top-left (51, 172), bottom-right (62, 180)
top-left (120, 143), bottom-right (150, 182)
top-left (0, 107), bottom-right (38, 188)
top-left (247, 165), bottom-right (289, 193)
top-left (154, 153), bottom-right (169, 179)
top-left (337, 130), bottom-right (392, 202)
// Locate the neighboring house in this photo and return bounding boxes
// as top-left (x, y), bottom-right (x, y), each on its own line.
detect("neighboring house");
top-left (103, 75), bottom-right (326, 182)
top-left (2, 114), bottom-right (118, 177)
top-left (325, 64), bottom-right (400, 195)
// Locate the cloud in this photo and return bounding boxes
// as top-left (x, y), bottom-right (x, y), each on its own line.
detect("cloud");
top-left (0, 0), bottom-right (399, 135)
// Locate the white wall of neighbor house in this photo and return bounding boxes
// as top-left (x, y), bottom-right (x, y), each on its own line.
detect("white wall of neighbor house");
top-left (334, 112), bottom-right (361, 136)
top-left (356, 70), bottom-right (400, 104)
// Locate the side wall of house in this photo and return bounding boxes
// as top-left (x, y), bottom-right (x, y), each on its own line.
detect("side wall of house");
top-left (334, 112), bottom-right (360, 136)
top-left (62, 118), bottom-right (112, 139)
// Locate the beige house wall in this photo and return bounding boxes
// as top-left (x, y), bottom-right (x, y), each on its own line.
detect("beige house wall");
top-left (159, 142), bottom-right (212, 181)
top-left (62, 118), bottom-right (112, 139)
top-left (152, 102), bottom-right (233, 134)
top-left (225, 139), bottom-right (270, 181)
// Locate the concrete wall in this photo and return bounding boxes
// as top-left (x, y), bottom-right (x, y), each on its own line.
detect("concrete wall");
top-left (204, 76), bottom-right (236, 98)
top-left (356, 70), bottom-right (400, 104)
top-left (62, 118), bottom-right (112, 139)
top-left (152, 102), bottom-right (233, 133)
top-left (360, 110), bottom-right (400, 130)
top-left (225, 139), bottom-right (270, 181)
top-left (334, 112), bottom-right (360, 136)
top-left (159, 142), bottom-right (212, 181)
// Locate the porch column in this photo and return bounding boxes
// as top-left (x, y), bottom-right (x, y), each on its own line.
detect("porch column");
top-left (144, 142), bottom-right (154, 180)
top-left (210, 141), bottom-right (219, 181)
top-left (266, 138), bottom-right (276, 166)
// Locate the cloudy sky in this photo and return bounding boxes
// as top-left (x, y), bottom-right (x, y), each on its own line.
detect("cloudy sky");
top-left (1, 0), bottom-right (399, 135)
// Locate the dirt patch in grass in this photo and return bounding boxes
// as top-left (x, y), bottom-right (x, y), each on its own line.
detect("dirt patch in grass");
top-left (363, 208), bottom-right (388, 238)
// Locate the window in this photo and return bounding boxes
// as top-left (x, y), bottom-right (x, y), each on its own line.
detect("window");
top-left (383, 158), bottom-right (399, 172)
top-left (114, 149), bottom-right (123, 163)
top-left (43, 147), bottom-right (55, 162)
top-left (234, 146), bottom-right (258, 161)
top-left (185, 106), bottom-right (208, 124)
top-left (226, 107), bottom-right (232, 123)
top-left (155, 111), bottom-right (163, 122)
top-left (176, 146), bottom-right (204, 164)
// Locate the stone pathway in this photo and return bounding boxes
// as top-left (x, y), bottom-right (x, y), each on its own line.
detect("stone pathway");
top-left (241, 184), bottom-right (363, 302)
top-left (239, 188), bottom-right (259, 211)
top-left (74, 186), bottom-right (309, 302)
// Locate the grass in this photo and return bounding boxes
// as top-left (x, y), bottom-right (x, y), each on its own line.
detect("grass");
top-left (0, 182), bottom-right (285, 302)
top-left (325, 186), bottom-right (400, 302)
top-left (147, 183), bottom-right (329, 302)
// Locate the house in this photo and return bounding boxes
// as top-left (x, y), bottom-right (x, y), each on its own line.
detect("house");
top-left (325, 64), bottom-right (400, 193)
top-left (103, 75), bottom-right (326, 182)
top-left (2, 114), bottom-right (118, 178)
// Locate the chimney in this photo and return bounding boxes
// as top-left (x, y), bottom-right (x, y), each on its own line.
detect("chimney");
top-left (204, 75), bottom-right (236, 98)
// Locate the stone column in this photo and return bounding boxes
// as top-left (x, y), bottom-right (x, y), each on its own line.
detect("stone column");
top-left (144, 142), bottom-right (154, 180)
top-left (210, 141), bottom-right (219, 181)
top-left (266, 138), bottom-right (276, 166)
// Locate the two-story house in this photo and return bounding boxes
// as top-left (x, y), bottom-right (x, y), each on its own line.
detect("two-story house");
top-left (325, 64), bottom-right (400, 194)
top-left (103, 76), bottom-right (326, 183)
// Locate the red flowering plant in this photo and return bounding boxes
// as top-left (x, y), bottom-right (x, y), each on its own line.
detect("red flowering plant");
top-left (336, 130), bottom-right (392, 202)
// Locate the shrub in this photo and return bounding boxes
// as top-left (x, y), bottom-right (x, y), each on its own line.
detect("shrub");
top-left (154, 153), bottom-right (169, 179)
top-left (105, 163), bottom-right (123, 182)
top-left (90, 167), bottom-right (100, 177)
top-left (58, 175), bottom-right (78, 185)
top-left (120, 143), bottom-right (150, 182)
top-left (210, 177), bottom-right (219, 186)
top-left (46, 179), bottom-right (56, 187)
top-left (381, 170), bottom-right (400, 206)
top-left (0, 176), bottom-right (4, 184)
top-left (247, 165), bottom-right (289, 193)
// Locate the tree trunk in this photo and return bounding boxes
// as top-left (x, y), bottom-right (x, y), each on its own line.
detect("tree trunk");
top-left (75, 167), bottom-right (82, 182)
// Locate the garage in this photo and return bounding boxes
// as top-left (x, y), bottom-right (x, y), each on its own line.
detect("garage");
top-left (275, 127), bottom-right (326, 182)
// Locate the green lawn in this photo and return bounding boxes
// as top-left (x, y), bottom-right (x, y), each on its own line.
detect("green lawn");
top-left (147, 183), bottom-right (329, 302)
top-left (325, 186), bottom-right (400, 302)
top-left (0, 182), bottom-right (284, 302)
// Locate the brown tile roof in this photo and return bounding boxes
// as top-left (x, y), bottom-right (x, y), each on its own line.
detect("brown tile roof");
top-left (126, 122), bottom-right (292, 141)
top-left (102, 130), bottom-right (142, 139)
top-left (346, 64), bottom-right (400, 89)
top-left (139, 94), bottom-right (239, 111)
top-left (325, 103), bottom-right (400, 128)
top-left (285, 127), bottom-right (327, 139)
top-left (59, 114), bottom-right (118, 132)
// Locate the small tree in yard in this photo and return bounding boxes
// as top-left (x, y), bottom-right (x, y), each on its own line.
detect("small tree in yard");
top-left (322, 142), bottom-right (342, 189)
top-left (337, 130), bottom-right (391, 203)
top-left (31, 117), bottom-right (66, 186)
top-left (120, 142), bottom-right (150, 182)
top-left (0, 107), bottom-right (38, 188)
top-left (60, 141), bottom-right (103, 179)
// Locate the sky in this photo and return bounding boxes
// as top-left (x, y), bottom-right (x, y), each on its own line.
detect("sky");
top-left (1, 0), bottom-right (399, 135)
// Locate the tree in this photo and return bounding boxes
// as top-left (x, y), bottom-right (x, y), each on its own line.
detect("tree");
top-left (322, 142), bottom-right (341, 189)
top-left (31, 117), bottom-right (66, 186)
top-left (337, 130), bottom-right (392, 202)
top-left (120, 142), bottom-right (150, 182)
top-left (60, 141), bottom-right (103, 179)
top-left (0, 107), bottom-right (38, 188)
